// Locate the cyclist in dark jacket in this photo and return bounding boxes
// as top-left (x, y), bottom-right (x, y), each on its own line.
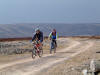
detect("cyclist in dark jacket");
top-left (32, 28), bottom-right (43, 57)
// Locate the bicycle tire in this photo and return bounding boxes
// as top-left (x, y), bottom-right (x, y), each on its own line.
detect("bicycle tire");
top-left (32, 48), bottom-right (36, 59)
top-left (39, 49), bottom-right (43, 57)
top-left (54, 42), bottom-right (56, 53)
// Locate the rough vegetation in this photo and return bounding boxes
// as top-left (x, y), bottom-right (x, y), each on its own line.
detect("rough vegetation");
top-left (0, 38), bottom-right (68, 55)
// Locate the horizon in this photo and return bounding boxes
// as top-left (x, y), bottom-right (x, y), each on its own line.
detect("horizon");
top-left (0, 22), bottom-right (100, 25)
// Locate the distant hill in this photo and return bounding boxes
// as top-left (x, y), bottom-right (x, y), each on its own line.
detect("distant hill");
top-left (0, 23), bottom-right (100, 38)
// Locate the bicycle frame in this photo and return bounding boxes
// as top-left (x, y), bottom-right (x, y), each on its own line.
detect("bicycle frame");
top-left (33, 41), bottom-right (40, 51)
top-left (32, 40), bottom-right (43, 58)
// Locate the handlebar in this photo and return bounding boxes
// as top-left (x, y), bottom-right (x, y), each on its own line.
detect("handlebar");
top-left (32, 40), bottom-right (40, 44)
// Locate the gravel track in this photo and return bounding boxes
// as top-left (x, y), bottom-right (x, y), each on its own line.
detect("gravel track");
top-left (0, 38), bottom-right (94, 75)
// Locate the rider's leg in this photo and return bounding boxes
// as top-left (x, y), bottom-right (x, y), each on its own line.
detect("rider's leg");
top-left (50, 40), bottom-right (53, 54)
top-left (55, 40), bottom-right (57, 48)
top-left (39, 42), bottom-right (43, 50)
top-left (54, 40), bottom-right (57, 53)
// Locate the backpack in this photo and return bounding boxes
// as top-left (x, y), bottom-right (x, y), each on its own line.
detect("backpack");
top-left (51, 32), bottom-right (56, 39)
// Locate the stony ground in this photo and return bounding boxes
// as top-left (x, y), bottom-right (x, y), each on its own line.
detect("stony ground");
top-left (38, 38), bottom-right (100, 75)
top-left (0, 38), bottom-right (100, 75)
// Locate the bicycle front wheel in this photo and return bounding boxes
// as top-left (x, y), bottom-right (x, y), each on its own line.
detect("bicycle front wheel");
top-left (32, 48), bottom-right (36, 59)
top-left (39, 49), bottom-right (43, 57)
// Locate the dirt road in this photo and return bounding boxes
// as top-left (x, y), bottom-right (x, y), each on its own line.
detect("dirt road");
top-left (0, 38), bottom-right (94, 75)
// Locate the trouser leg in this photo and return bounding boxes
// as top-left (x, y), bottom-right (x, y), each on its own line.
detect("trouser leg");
top-left (50, 41), bottom-right (53, 53)
top-left (54, 40), bottom-right (57, 48)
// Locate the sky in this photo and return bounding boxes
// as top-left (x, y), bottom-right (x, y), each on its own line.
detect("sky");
top-left (0, 0), bottom-right (100, 24)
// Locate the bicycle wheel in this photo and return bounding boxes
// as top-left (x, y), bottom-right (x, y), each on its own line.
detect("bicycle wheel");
top-left (39, 48), bottom-right (43, 57)
top-left (54, 43), bottom-right (56, 53)
top-left (32, 48), bottom-right (36, 59)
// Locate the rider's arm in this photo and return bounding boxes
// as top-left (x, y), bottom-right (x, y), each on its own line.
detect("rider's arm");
top-left (49, 32), bottom-right (52, 40)
top-left (40, 32), bottom-right (43, 43)
top-left (56, 32), bottom-right (59, 40)
top-left (32, 34), bottom-right (36, 41)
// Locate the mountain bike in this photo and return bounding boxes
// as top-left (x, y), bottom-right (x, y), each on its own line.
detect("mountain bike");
top-left (32, 41), bottom-right (43, 59)
top-left (50, 39), bottom-right (57, 54)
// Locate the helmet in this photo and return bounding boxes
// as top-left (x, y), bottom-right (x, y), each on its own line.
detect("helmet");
top-left (35, 28), bottom-right (40, 32)
top-left (52, 29), bottom-right (56, 33)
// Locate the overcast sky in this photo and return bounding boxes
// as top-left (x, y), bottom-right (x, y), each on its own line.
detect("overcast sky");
top-left (0, 0), bottom-right (100, 24)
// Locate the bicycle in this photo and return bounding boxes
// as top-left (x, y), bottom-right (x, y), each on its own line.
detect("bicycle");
top-left (50, 39), bottom-right (57, 54)
top-left (32, 41), bottom-right (43, 59)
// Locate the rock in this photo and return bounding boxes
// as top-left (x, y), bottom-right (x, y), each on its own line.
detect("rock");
top-left (90, 59), bottom-right (100, 72)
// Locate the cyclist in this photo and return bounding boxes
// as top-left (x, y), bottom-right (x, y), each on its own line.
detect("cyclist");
top-left (49, 29), bottom-right (58, 54)
top-left (32, 28), bottom-right (43, 50)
